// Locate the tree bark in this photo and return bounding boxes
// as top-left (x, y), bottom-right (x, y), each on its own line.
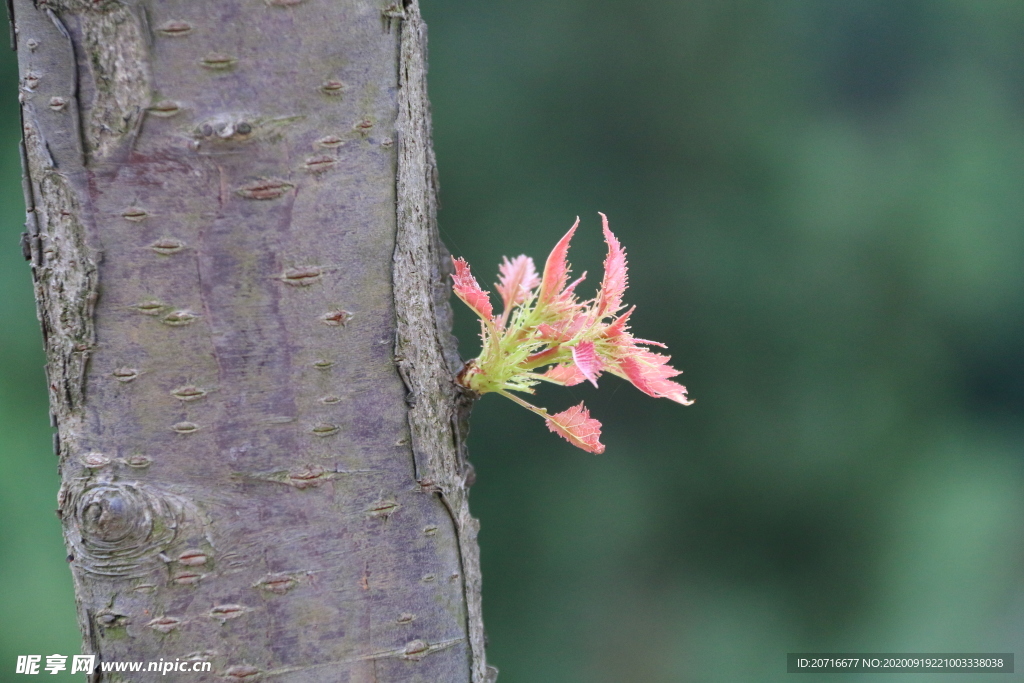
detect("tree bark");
top-left (13, 0), bottom-right (494, 679)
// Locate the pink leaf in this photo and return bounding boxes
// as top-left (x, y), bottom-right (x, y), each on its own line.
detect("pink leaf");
top-left (546, 402), bottom-right (605, 454)
top-left (601, 311), bottom-right (666, 347)
top-left (563, 272), bottom-right (587, 296)
top-left (570, 340), bottom-right (601, 387)
top-left (596, 213), bottom-right (628, 317)
top-left (538, 217), bottom-right (579, 306)
top-left (617, 348), bottom-right (693, 405)
top-left (602, 306), bottom-right (635, 340)
top-left (525, 347), bottom-right (560, 367)
top-left (630, 337), bottom-right (667, 348)
top-left (496, 255), bottom-right (540, 310)
top-left (542, 363), bottom-right (587, 386)
top-left (537, 323), bottom-right (561, 340)
top-left (537, 313), bottom-right (590, 342)
top-left (451, 257), bottom-right (494, 320)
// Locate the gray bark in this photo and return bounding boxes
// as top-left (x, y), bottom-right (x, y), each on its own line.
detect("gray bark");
top-left (12, 0), bottom-right (494, 679)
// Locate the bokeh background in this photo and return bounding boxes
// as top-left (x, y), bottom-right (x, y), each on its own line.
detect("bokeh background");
top-left (3, 1), bottom-right (1024, 681)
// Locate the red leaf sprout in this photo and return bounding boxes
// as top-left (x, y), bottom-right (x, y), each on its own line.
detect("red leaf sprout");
top-left (452, 214), bottom-right (693, 453)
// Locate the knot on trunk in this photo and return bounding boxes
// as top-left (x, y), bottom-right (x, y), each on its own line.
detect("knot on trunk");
top-left (67, 481), bottom-right (206, 578)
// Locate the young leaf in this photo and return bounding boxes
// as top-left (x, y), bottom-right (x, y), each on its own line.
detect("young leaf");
top-left (451, 257), bottom-right (494, 321)
top-left (451, 214), bottom-right (693, 454)
top-left (616, 348), bottom-right (693, 405)
top-left (546, 402), bottom-right (605, 454)
top-left (596, 212), bottom-right (628, 317)
top-left (570, 340), bottom-right (602, 387)
top-left (496, 255), bottom-right (540, 311)
top-left (601, 305), bottom-right (635, 340)
top-left (537, 313), bottom-right (588, 342)
top-left (541, 363), bottom-right (587, 386)
top-left (538, 217), bottom-right (579, 307)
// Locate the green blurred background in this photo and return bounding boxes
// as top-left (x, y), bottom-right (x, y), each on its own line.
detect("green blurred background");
top-left (3, 1), bottom-right (1024, 681)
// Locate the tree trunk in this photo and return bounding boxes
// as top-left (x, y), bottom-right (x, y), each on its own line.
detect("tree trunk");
top-left (13, 0), bottom-right (494, 679)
